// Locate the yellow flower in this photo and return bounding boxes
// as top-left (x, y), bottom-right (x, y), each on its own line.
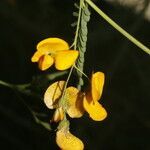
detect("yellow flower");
top-left (31, 38), bottom-right (79, 71)
top-left (65, 87), bottom-right (84, 118)
top-left (44, 81), bottom-right (65, 109)
top-left (44, 81), bottom-right (84, 122)
top-left (83, 72), bottom-right (107, 121)
top-left (56, 127), bottom-right (84, 150)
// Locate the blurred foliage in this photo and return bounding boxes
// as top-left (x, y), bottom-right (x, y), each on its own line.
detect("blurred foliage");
top-left (0, 0), bottom-right (150, 150)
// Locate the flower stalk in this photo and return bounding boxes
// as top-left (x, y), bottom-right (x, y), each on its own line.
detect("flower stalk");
top-left (73, 0), bottom-right (91, 90)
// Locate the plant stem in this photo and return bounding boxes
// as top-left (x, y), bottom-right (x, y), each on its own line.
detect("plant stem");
top-left (74, 64), bottom-right (89, 79)
top-left (73, 0), bottom-right (83, 50)
top-left (85, 0), bottom-right (150, 55)
top-left (0, 80), bottom-right (14, 88)
top-left (61, 66), bottom-right (74, 98)
top-left (0, 80), bottom-right (50, 130)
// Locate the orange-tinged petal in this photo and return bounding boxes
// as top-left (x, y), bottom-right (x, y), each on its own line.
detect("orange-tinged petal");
top-left (31, 51), bottom-right (41, 62)
top-left (55, 50), bottom-right (79, 70)
top-left (83, 96), bottom-right (107, 121)
top-left (91, 72), bottom-right (105, 102)
top-left (52, 107), bottom-right (64, 122)
top-left (38, 55), bottom-right (54, 71)
top-left (44, 81), bottom-right (65, 109)
top-left (56, 128), bottom-right (84, 150)
top-left (37, 38), bottom-right (69, 53)
top-left (65, 87), bottom-right (84, 118)
top-left (31, 48), bottom-right (52, 62)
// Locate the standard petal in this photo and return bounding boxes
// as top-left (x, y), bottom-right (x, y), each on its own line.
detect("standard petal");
top-left (56, 128), bottom-right (84, 150)
top-left (83, 96), bottom-right (107, 121)
top-left (37, 38), bottom-right (69, 53)
top-left (65, 87), bottom-right (84, 118)
top-left (44, 81), bottom-right (65, 109)
top-left (38, 55), bottom-right (54, 71)
top-left (55, 50), bottom-right (79, 70)
top-left (91, 72), bottom-right (105, 102)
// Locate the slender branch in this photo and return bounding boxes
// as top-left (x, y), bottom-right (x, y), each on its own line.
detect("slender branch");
top-left (0, 80), bottom-right (51, 131)
top-left (0, 80), bottom-right (30, 89)
top-left (73, 0), bottom-right (83, 50)
top-left (74, 64), bottom-right (89, 79)
top-left (75, 0), bottom-right (90, 90)
top-left (0, 80), bottom-right (13, 88)
top-left (61, 66), bottom-right (74, 98)
top-left (85, 0), bottom-right (150, 55)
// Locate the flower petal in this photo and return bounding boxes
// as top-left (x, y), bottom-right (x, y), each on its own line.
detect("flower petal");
top-left (83, 96), bottom-right (107, 121)
top-left (44, 81), bottom-right (65, 109)
top-left (56, 128), bottom-right (84, 150)
top-left (31, 49), bottom-right (49, 62)
top-left (55, 50), bottom-right (79, 70)
top-left (91, 72), bottom-right (105, 102)
top-left (38, 55), bottom-right (54, 71)
top-left (52, 107), bottom-right (64, 122)
top-left (65, 87), bottom-right (84, 118)
top-left (37, 38), bottom-right (69, 53)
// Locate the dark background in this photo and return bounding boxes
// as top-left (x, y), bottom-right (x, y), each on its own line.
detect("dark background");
top-left (0, 0), bottom-right (150, 150)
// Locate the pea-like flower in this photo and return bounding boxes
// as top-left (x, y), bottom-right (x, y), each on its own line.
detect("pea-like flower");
top-left (44, 72), bottom-right (107, 149)
top-left (44, 81), bottom-right (84, 122)
top-left (56, 126), bottom-right (84, 150)
top-left (83, 72), bottom-right (107, 121)
top-left (31, 38), bottom-right (79, 71)
top-left (44, 72), bottom-right (107, 122)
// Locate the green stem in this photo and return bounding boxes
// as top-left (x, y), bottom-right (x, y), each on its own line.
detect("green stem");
top-left (74, 64), bottom-right (89, 79)
top-left (73, 0), bottom-right (83, 49)
top-left (0, 80), bottom-right (14, 88)
top-left (85, 0), bottom-right (150, 55)
top-left (0, 80), bottom-right (30, 91)
top-left (0, 80), bottom-right (50, 131)
top-left (61, 66), bottom-right (74, 98)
